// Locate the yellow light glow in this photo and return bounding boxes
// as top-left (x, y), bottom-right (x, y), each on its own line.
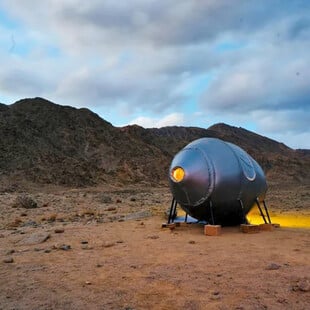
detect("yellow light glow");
top-left (247, 208), bottom-right (310, 228)
top-left (171, 167), bottom-right (185, 182)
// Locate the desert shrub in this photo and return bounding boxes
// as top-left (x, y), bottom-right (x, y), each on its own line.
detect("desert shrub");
top-left (7, 218), bottom-right (23, 228)
top-left (80, 208), bottom-right (96, 216)
top-left (47, 213), bottom-right (57, 222)
top-left (99, 194), bottom-right (112, 204)
top-left (13, 194), bottom-right (38, 209)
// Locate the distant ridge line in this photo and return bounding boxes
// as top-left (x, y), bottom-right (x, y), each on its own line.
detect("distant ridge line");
top-left (0, 97), bottom-right (308, 187)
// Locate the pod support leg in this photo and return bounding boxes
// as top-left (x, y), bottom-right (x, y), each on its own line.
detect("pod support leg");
top-left (209, 200), bottom-right (215, 225)
top-left (168, 197), bottom-right (178, 224)
top-left (238, 199), bottom-right (248, 224)
top-left (263, 200), bottom-right (272, 224)
top-left (255, 198), bottom-right (272, 224)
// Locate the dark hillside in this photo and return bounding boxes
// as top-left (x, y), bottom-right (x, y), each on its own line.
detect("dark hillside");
top-left (0, 98), bottom-right (166, 186)
top-left (0, 97), bottom-right (308, 187)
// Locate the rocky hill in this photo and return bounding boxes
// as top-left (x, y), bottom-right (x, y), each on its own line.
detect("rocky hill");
top-left (0, 97), bottom-right (309, 188)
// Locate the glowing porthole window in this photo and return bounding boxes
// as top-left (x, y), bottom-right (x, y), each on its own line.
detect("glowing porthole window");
top-left (171, 167), bottom-right (185, 182)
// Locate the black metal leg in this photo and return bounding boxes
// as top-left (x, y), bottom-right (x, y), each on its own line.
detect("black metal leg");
top-left (168, 197), bottom-right (177, 224)
top-left (172, 200), bottom-right (177, 221)
top-left (238, 199), bottom-right (247, 224)
top-left (209, 200), bottom-right (215, 225)
top-left (255, 198), bottom-right (267, 224)
top-left (184, 213), bottom-right (188, 223)
top-left (262, 200), bottom-right (272, 224)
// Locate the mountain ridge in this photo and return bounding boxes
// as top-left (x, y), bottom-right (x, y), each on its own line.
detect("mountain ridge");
top-left (0, 97), bottom-right (309, 187)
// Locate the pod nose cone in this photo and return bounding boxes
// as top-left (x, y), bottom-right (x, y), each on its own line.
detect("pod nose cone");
top-left (169, 148), bottom-right (212, 206)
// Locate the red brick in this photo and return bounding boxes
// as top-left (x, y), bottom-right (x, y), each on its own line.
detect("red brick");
top-left (204, 225), bottom-right (221, 236)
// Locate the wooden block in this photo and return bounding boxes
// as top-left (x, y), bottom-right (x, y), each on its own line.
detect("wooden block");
top-left (161, 223), bottom-right (176, 229)
top-left (259, 223), bottom-right (274, 231)
top-left (240, 224), bottom-right (260, 234)
top-left (204, 225), bottom-right (221, 236)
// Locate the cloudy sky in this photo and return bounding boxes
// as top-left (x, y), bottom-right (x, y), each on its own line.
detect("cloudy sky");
top-left (0, 1), bottom-right (309, 149)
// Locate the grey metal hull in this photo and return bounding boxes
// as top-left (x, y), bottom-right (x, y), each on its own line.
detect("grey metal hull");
top-left (169, 138), bottom-right (267, 225)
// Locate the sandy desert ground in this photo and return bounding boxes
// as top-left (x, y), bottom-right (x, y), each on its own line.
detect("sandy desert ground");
top-left (0, 184), bottom-right (309, 310)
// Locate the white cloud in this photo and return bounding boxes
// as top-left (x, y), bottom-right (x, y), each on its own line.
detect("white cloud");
top-left (129, 113), bottom-right (185, 128)
top-left (252, 109), bottom-right (308, 134)
top-left (271, 132), bottom-right (310, 149)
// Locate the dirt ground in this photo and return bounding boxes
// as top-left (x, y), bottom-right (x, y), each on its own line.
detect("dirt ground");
top-left (0, 184), bottom-right (309, 310)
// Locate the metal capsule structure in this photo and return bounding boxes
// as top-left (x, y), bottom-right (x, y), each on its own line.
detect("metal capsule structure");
top-left (168, 138), bottom-right (271, 226)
